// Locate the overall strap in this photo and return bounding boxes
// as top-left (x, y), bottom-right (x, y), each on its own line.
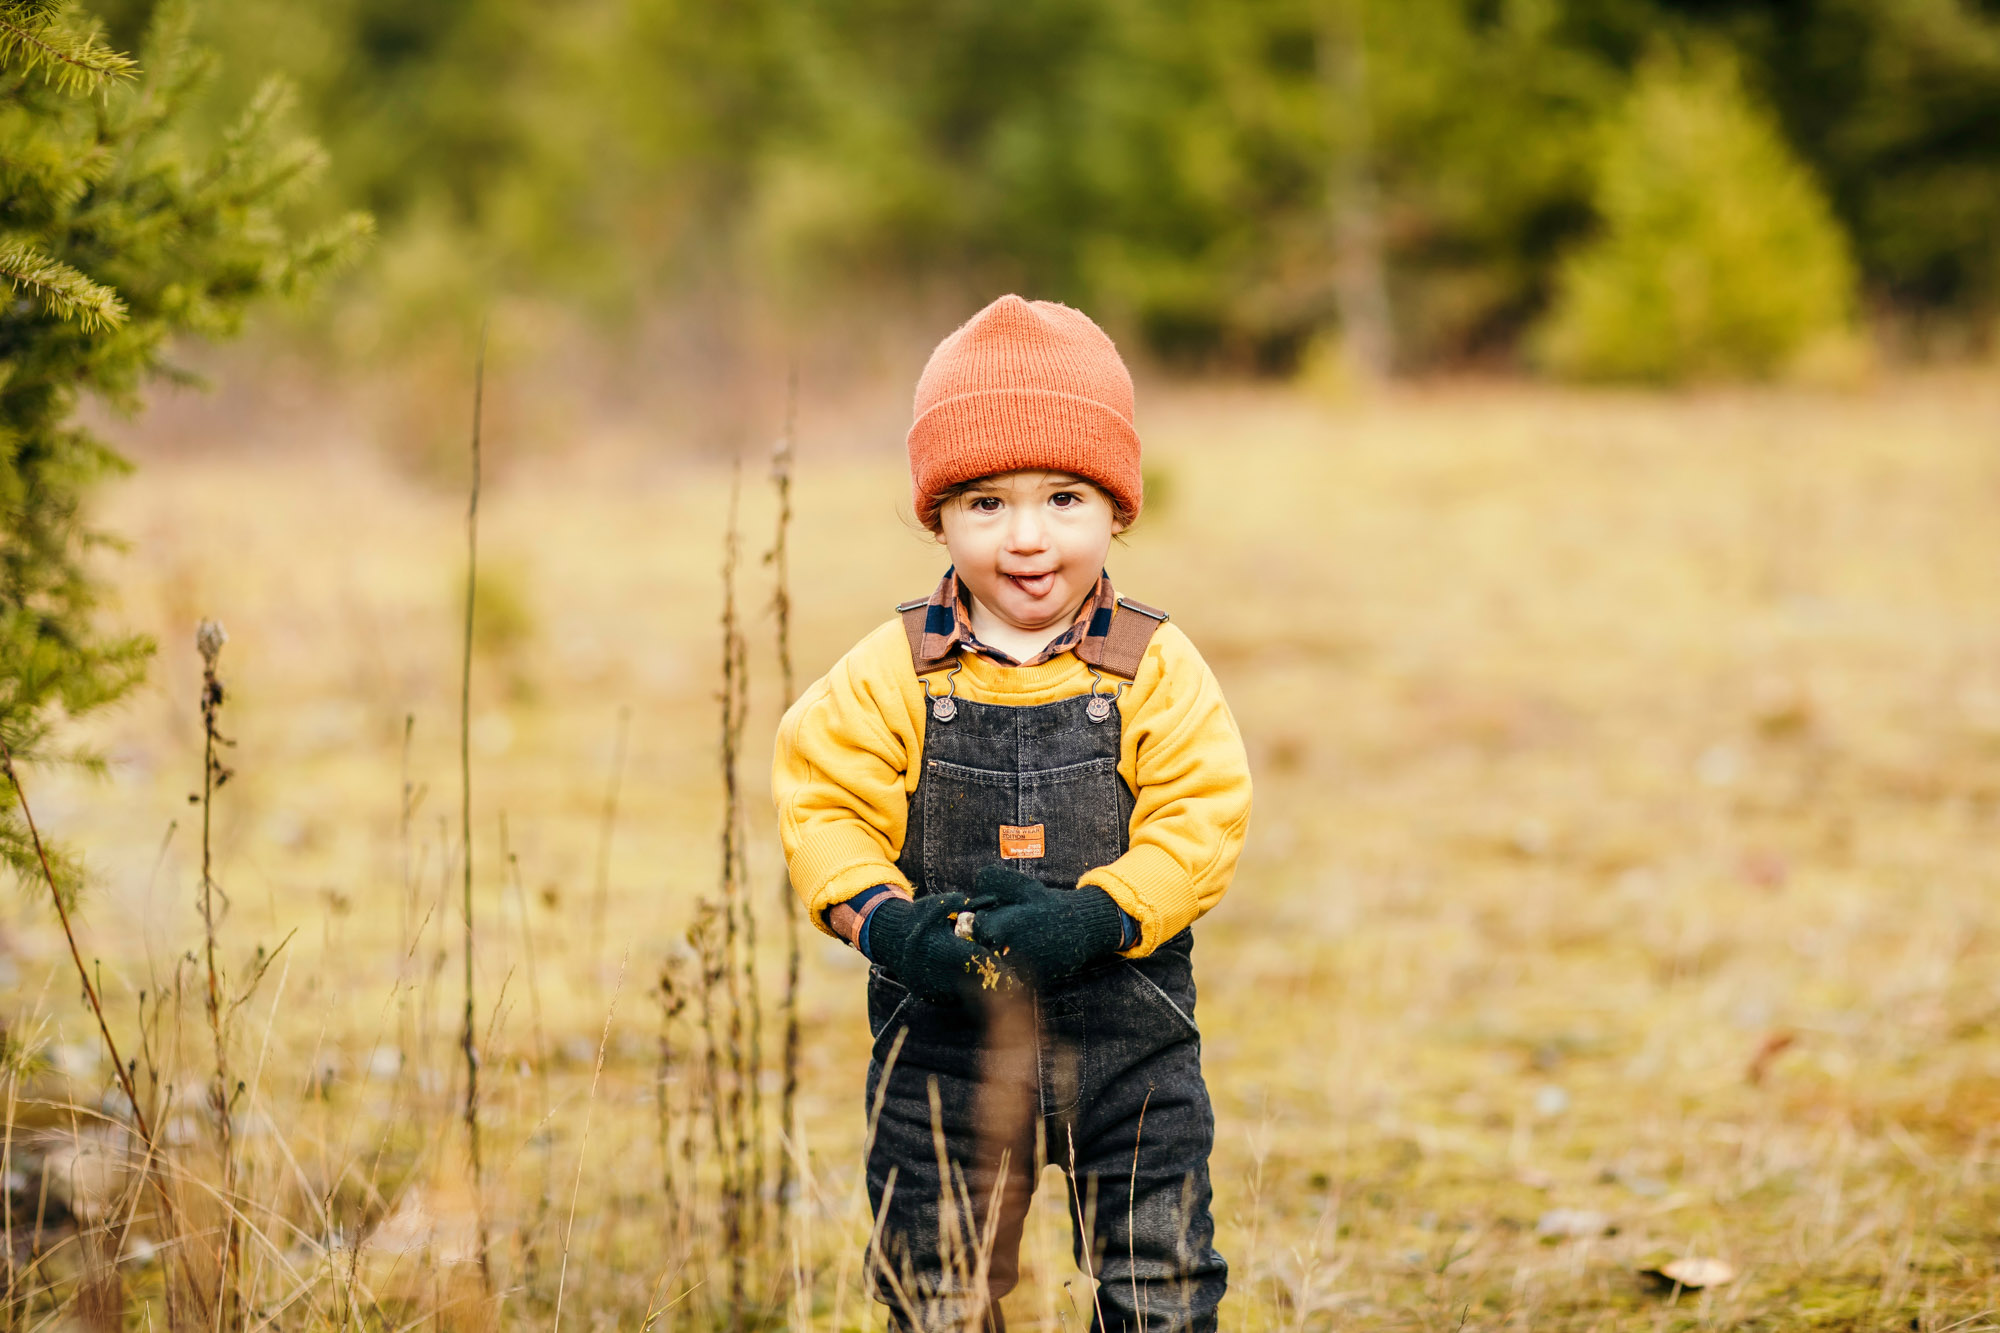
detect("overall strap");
top-left (1075, 596), bottom-right (1169, 680)
top-left (896, 598), bottom-right (959, 675)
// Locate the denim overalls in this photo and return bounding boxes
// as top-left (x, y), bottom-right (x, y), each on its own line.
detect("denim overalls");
top-left (864, 596), bottom-right (1227, 1333)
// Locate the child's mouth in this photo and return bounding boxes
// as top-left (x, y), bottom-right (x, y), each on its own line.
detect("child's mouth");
top-left (1004, 571), bottom-right (1057, 598)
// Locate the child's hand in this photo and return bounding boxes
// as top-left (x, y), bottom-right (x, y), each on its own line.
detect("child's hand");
top-left (866, 892), bottom-right (1016, 1005)
top-left (967, 864), bottom-right (1126, 989)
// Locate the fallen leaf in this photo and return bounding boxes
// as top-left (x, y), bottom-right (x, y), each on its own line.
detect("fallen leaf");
top-left (1645, 1257), bottom-right (1736, 1289)
top-left (1747, 1030), bottom-right (1796, 1085)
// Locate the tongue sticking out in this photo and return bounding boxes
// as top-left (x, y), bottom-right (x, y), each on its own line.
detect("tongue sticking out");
top-left (1008, 572), bottom-right (1056, 598)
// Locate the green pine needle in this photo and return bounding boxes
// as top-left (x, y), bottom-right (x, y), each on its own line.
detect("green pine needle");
top-left (0, 238), bottom-right (127, 329)
top-left (0, 0), bottom-right (139, 95)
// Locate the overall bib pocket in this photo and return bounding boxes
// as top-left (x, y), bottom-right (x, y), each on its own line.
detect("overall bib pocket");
top-left (920, 754), bottom-right (1128, 894)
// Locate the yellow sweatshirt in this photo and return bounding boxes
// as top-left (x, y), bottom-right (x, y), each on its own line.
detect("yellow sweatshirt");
top-left (772, 613), bottom-right (1252, 957)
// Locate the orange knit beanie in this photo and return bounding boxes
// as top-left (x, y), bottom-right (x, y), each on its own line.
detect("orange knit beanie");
top-left (907, 294), bottom-right (1142, 529)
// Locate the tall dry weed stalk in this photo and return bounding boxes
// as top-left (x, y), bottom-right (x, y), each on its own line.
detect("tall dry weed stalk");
top-left (0, 739), bottom-right (196, 1330)
top-left (711, 465), bottom-right (760, 1320)
top-left (194, 618), bottom-right (242, 1326)
top-left (0, 756), bottom-right (148, 1144)
top-left (457, 325), bottom-right (493, 1290)
top-left (732, 485), bottom-right (767, 1250)
top-left (768, 381), bottom-right (803, 1241)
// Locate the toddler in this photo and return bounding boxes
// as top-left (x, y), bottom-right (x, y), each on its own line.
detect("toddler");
top-left (774, 294), bottom-right (1252, 1331)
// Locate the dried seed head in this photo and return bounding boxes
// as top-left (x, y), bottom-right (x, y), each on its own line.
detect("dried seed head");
top-left (195, 619), bottom-right (228, 667)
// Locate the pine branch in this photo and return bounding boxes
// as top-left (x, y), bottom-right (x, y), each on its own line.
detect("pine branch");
top-left (0, 236), bottom-right (126, 328)
top-left (272, 211), bottom-right (374, 297)
top-left (0, 1), bottom-right (137, 95)
top-left (202, 76), bottom-right (324, 206)
top-left (0, 122), bottom-right (109, 211)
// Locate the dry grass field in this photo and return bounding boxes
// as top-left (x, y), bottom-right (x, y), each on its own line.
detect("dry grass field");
top-left (6, 370), bottom-right (2000, 1331)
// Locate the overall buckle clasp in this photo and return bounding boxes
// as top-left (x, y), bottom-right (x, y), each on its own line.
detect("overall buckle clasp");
top-left (922, 661), bottom-right (964, 722)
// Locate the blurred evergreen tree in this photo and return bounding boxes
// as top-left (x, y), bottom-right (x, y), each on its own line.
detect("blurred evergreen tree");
top-left (1535, 45), bottom-right (1856, 380)
top-left (0, 0), bottom-right (368, 892)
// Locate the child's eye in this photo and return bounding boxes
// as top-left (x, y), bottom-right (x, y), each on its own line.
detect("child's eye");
top-left (1050, 491), bottom-right (1083, 508)
top-left (970, 496), bottom-right (1003, 513)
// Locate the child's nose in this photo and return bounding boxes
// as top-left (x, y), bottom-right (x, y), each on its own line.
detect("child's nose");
top-left (1004, 508), bottom-right (1050, 551)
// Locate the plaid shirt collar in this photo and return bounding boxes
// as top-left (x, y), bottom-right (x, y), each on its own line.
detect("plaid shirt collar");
top-left (915, 567), bottom-right (1119, 668)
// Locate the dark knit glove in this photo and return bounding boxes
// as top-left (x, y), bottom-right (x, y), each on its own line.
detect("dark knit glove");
top-left (967, 864), bottom-right (1126, 988)
top-left (864, 893), bottom-right (1009, 1005)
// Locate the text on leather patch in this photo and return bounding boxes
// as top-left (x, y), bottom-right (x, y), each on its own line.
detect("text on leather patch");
top-left (998, 824), bottom-right (1045, 859)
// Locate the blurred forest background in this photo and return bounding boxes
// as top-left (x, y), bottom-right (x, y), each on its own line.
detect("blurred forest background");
top-left (73, 0), bottom-right (2000, 381)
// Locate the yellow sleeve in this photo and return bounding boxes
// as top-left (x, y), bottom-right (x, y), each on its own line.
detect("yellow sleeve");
top-left (772, 620), bottom-right (925, 936)
top-left (1080, 624), bottom-right (1253, 956)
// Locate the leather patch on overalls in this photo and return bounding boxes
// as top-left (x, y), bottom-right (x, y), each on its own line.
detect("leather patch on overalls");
top-left (998, 824), bottom-right (1045, 860)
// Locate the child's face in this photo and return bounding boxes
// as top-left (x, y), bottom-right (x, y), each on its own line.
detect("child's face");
top-left (936, 470), bottom-right (1125, 634)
